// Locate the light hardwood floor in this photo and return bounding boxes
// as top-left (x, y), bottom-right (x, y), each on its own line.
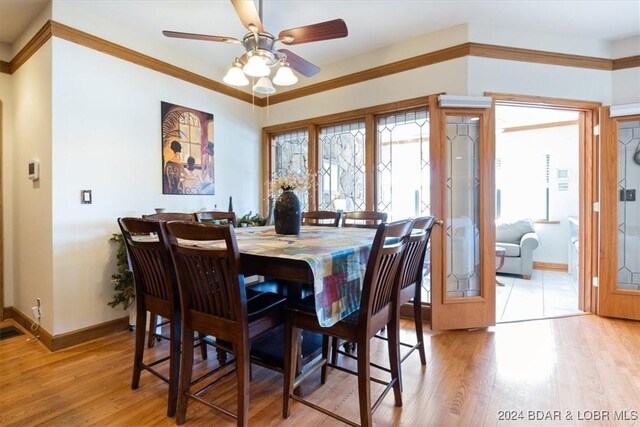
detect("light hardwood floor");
top-left (1, 315), bottom-right (640, 426)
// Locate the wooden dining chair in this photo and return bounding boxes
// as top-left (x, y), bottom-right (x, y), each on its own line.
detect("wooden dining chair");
top-left (141, 212), bottom-right (196, 348)
top-left (195, 210), bottom-right (237, 227)
top-left (283, 219), bottom-right (414, 427)
top-left (118, 217), bottom-right (207, 418)
top-left (142, 212), bottom-right (197, 222)
top-left (341, 211), bottom-right (388, 229)
top-left (301, 210), bottom-right (341, 227)
top-left (163, 221), bottom-right (286, 426)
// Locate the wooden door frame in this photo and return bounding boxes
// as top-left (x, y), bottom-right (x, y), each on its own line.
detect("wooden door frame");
top-left (486, 93), bottom-right (601, 315)
top-left (598, 108), bottom-right (640, 319)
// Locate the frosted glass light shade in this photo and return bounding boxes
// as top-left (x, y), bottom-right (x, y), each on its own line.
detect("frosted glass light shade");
top-left (253, 77), bottom-right (276, 95)
top-left (242, 55), bottom-right (270, 77)
top-left (273, 65), bottom-right (298, 86)
top-left (223, 66), bottom-right (249, 86)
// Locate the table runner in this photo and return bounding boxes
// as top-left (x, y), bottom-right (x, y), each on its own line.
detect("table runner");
top-left (233, 226), bottom-right (375, 327)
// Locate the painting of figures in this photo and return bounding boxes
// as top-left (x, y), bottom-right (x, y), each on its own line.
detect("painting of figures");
top-left (161, 101), bottom-right (214, 195)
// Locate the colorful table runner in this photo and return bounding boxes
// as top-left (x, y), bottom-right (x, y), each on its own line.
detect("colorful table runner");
top-left (233, 226), bottom-right (376, 327)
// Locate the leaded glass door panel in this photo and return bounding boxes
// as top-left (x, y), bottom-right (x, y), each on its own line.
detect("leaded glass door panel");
top-left (430, 102), bottom-right (496, 331)
top-left (598, 111), bottom-right (640, 320)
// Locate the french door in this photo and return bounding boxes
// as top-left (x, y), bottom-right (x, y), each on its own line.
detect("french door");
top-left (429, 96), bottom-right (496, 330)
top-left (598, 108), bottom-right (640, 320)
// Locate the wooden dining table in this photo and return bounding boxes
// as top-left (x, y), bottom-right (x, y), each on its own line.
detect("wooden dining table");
top-left (232, 225), bottom-right (377, 327)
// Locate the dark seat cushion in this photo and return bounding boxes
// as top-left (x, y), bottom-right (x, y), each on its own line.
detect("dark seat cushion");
top-left (246, 291), bottom-right (286, 322)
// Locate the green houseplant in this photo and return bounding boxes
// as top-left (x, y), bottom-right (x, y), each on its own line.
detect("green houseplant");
top-left (108, 233), bottom-right (135, 328)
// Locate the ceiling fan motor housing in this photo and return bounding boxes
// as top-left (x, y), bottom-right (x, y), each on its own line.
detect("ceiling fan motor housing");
top-left (242, 32), bottom-right (278, 65)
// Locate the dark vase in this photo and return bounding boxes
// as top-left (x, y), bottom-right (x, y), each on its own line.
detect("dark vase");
top-left (274, 190), bottom-right (301, 235)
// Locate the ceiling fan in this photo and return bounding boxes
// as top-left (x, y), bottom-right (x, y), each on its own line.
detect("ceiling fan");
top-left (162, 0), bottom-right (348, 94)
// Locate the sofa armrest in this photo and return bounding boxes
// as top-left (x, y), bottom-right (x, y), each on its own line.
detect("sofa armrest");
top-left (520, 232), bottom-right (539, 251)
top-left (519, 232), bottom-right (539, 277)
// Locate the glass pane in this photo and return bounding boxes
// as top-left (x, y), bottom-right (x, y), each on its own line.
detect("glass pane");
top-left (376, 110), bottom-right (430, 220)
top-left (376, 109), bottom-right (431, 303)
top-left (271, 130), bottom-right (309, 212)
top-left (617, 120), bottom-right (640, 291)
top-left (446, 115), bottom-right (481, 298)
top-left (318, 121), bottom-right (366, 211)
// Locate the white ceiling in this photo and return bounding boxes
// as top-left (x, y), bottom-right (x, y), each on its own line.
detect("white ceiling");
top-left (1, 0), bottom-right (639, 95)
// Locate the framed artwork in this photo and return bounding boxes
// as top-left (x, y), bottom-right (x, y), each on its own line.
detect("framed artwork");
top-left (161, 101), bottom-right (214, 195)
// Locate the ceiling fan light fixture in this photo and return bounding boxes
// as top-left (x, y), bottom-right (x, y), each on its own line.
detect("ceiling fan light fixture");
top-left (273, 63), bottom-right (298, 86)
top-left (253, 76), bottom-right (276, 95)
top-left (242, 54), bottom-right (270, 77)
top-left (223, 61), bottom-right (249, 86)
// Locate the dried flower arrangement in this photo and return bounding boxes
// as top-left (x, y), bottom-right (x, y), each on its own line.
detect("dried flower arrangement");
top-left (269, 172), bottom-right (314, 195)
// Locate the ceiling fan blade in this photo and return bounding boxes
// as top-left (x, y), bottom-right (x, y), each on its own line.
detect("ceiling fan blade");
top-left (278, 49), bottom-right (320, 77)
top-left (163, 30), bottom-right (240, 44)
top-left (278, 19), bottom-right (348, 45)
top-left (231, 0), bottom-right (263, 33)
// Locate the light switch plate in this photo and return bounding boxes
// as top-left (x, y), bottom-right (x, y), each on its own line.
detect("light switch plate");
top-left (81, 190), bottom-right (92, 204)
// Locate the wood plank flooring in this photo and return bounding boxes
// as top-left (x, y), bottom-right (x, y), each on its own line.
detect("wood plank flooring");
top-left (1, 315), bottom-right (640, 426)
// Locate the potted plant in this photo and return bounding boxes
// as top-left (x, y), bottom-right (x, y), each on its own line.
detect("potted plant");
top-left (238, 211), bottom-right (267, 227)
top-left (108, 233), bottom-right (136, 330)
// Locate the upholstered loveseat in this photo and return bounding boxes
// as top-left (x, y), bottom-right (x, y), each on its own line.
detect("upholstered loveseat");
top-left (495, 219), bottom-right (539, 280)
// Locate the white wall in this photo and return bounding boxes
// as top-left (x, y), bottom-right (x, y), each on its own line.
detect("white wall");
top-left (0, 73), bottom-right (15, 308)
top-left (468, 57), bottom-right (612, 103)
top-left (10, 41), bottom-right (54, 332)
top-left (47, 39), bottom-right (262, 334)
top-left (264, 58), bottom-right (468, 125)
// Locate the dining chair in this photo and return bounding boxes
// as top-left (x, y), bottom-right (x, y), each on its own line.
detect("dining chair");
top-left (341, 211), bottom-right (388, 228)
top-left (301, 210), bottom-right (341, 227)
top-left (141, 212), bottom-right (197, 349)
top-left (163, 221), bottom-right (286, 426)
top-left (283, 219), bottom-right (414, 427)
top-left (118, 217), bottom-right (207, 418)
top-left (195, 210), bottom-right (237, 227)
top-left (142, 212), bottom-right (197, 222)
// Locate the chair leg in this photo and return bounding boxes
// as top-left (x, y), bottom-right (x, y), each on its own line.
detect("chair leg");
top-left (235, 342), bottom-right (250, 427)
top-left (131, 305), bottom-right (146, 389)
top-left (330, 337), bottom-right (339, 364)
top-left (176, 325), bottom-right (195, 425)
top-left (198, 332), bottom-right (208, 360)
top-left (413, 299), bottom-right (426, 366)
top-left (321, 334), bottom-right (329, 384)
top-left (167, 315), bottom-right (181, 417)
top-left (387, 319), bottom-right (403, 406)
top-left (356, 337), bottom-right (372, 427)
top-left (283, 320), bottom-right (301, 419)
top-left (147, 314), bottom-right (158, 348)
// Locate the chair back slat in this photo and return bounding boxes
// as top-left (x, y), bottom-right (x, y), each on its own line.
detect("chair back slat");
top-left (118, 218), bottom-right (176, 304)
top-left (342, 211), bottom-right (387, 229)
top-left (164, 222), bottom-right (246, 326)
top-left (196, 211), bottom-right (237, 227)
top-left (301, 210), bottom-right (341, 227)
top-left (359, 219), bottom-right (413, 321)
top-left (143, 212), bottom-right (197, 222)
top-left (398, 216), bottom-right (436, 291)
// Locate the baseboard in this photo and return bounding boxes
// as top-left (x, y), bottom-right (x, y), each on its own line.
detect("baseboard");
top-left (400, 302), bottom-right (431, 323)
top-left (3, 306), bottom-right (129, 351)
top-left (533, 261), bottom-right (568, 272)
top-left (3, 306), bottom-right (54, 349)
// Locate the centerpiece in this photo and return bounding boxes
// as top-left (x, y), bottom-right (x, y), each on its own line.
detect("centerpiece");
top-left (270, 173), bottom-right (310, 235)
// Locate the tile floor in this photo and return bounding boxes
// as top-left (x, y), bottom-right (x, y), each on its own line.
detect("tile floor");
top-left (496, 269), bottom-right (583, 322)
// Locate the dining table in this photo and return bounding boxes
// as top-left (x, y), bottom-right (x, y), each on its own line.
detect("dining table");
top-left (232, 225), bottom-right (377, 327)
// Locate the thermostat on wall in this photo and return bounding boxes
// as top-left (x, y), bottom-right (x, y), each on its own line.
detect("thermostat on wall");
top-left (28, 160), bottom-right (40, 180)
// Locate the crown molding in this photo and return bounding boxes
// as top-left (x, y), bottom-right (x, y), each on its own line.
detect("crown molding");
top-left (613, 55), bottom-right (640, 70)
top-left (1, 20), bottom-right (638, 108)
